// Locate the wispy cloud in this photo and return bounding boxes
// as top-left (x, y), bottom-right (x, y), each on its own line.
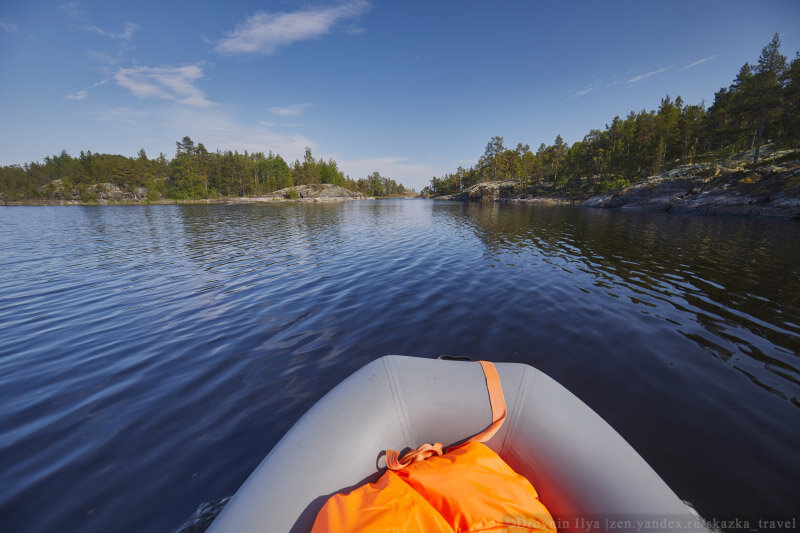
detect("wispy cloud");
top-left (89, 104), bottom-right (314, 159)
top-left (114, 64), bottom-right (214, 108)
top-left (96, 106), bottom-right (152, 128)
top-left (569, 82), bottom-right (600, 99)
top-left (627, 67), bottom-right (670, 84)
top-left (63, 78), bottom-right (110, 102)
top-left (59, 2), bottom-right (139, 40)
top-left (107, 22), bottom-right (139, 41)
top-left (64, 90), bottom-right (89, 100)
top-left (59, 2), bottom-right (82, 18)
top-left (83, 50), bottom-right (122, 65)
top-left (166, 108), bottom-right (314, 157)
top-left (339, 156), bottom-right (438, 190)
top-left (214, 0), bottom-right (370, 55)
top-left (78, 21), bottom-right (139, 41)
top-left (680, 53), bottom-right (722, 70)
top-left (269, 103), bottom-right (313, 116)
top-left (0, 18), bottom-right (20, 33)
top-left (568, 72), bottom-right (629, 100)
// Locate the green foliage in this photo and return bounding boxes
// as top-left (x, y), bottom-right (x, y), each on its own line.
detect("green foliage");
top-left (427, 34), bottom-right (799, 197)
top-left (346, 171), bottom-right (405, 197)
top-left (720, 144), bottom-right (737, 163)
top-left (0, 140), bottom-right (409, 202)
top-left (287, 186), bottom-right (299, 199)
top-left (77, 183), bottom-right (98, 203)
top-left (319, 158), bottom-right (346, 187)
top-left (596, 178), bottom-right (630, 194)
top-left (784, 52), bottom-right (800, 146)
top-left (769, 151), bottom-right (800, 165)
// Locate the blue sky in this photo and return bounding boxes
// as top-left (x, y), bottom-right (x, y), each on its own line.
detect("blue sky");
top-left (1, 1), bottom-right (799, 190)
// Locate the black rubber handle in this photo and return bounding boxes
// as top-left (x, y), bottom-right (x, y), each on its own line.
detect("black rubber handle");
top-left (436, 355), bottom-right (473, 361)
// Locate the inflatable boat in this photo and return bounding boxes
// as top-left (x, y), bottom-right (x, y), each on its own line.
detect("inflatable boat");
top-left (208, 356), bottom-right (708, 532)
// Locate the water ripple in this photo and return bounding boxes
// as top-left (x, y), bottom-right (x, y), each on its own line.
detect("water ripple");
top-left (0, 202), bottom-right (798, 531)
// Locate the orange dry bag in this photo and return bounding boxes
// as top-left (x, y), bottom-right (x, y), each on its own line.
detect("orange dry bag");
top-left (311, 361), bottom-right (556, 533)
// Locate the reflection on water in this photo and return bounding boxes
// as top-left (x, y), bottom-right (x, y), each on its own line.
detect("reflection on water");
top-left (444, 202), bottom-right (800, 404)
top-left (0, 201), bottom-right (798, 532)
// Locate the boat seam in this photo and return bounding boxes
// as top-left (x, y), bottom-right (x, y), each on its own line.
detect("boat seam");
top-left (382, 356), bottom-right (414, 449)
top-left (500, 364), bottom-right (529, 457)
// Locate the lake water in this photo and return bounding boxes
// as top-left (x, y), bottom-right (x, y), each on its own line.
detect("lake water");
top-left (0, 200), bottom-right (798, 532)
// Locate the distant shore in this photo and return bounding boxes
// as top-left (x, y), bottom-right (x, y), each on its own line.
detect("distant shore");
top-left (0, 184), bottom-right (411, 207)
top-left (0, 197), bottom-right (372, 207)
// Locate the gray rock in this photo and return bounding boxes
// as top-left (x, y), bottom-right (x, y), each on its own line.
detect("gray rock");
top-left (582, 177), bottom-right (698, 210)
top-left (582, 193), bottom-right (615, 208)
top-left (582, 159), bottom-right (800, 219)
top-left (259, 184), bottom-right (366, 201)
top-left (450, 180), bottom-right (520, 202)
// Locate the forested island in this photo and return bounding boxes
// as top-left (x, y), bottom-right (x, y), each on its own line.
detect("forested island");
top-left (3, 34), bottom-right (798, 215)
top-left (0, 139), bottom-right (409, 205)
top-left (423, 35), bottom-right (800, 218)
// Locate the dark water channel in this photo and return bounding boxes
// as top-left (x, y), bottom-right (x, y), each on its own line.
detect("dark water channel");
top-left (0, 200), bottom-right (798, 532)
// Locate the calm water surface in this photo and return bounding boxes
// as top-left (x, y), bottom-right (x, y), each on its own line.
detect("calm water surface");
top-left (0, 200), bottom-right (798, 532)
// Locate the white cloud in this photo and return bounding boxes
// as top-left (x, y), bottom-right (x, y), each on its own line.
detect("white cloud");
top-left (680, 53), bottom-right (722, 70)
top-left (82, 21), bottom-right (140, 40)
top-left (214, 0), bottom-right (370, 55)
top-left (0, 18), bottom-right (20, 33)
top-left (59, 2), bottom-right (139, 40)
top-left (113, 22), bottom-right (139, 41)
top-left (114, 64), bottom-right (214, 108)
top-left (89, 104), bottom-right (313, 160)
top-left (65, 90), bottom-right (89, 100)
top-left (627, 67), bottom-right (670, 84)
top-left (570, 84), bottom-right (599, 99)
top-left (269, 103), bottom-right (312, 116)
top-left (163, 108), bottom-right (313, 157)
top-left (339, 156), bottom-right (439, 190)
top-left (62, 78), bottom-right (109, 102)
top-left (59, 2), bottom-right (81, 17)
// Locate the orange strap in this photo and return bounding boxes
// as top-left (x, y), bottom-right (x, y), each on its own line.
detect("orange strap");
top-left (467, 360), bottom-right (507, 444)
top-left (386, 360), bottom-right (506, 471)
top-left (385, 443), bottom-right (443, 470)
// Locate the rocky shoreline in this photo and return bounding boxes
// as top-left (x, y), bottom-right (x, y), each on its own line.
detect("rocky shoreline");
top-left (436, 181), bottom-right (577, 206)
top-left (232, 183), bottom-right (367, 202)
top-left (582, 161), bottom-right (800, 218)
top-left (436, 150), bottom-right (800, 219)
top-left (1, 183), bottom-right (369, 206)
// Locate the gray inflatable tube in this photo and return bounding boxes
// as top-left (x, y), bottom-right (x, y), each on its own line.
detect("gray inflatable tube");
top-left (209, 356), bottom-right (708, 532)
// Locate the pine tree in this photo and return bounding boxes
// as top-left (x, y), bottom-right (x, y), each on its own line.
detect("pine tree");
top-left (783, 53), bottom-right (800, 146)
top-left (752, 33), bottom-right (787, 163)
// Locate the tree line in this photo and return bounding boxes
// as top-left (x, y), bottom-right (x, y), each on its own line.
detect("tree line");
top-left (0, 137), bottom-right (406, 202)
top-left (424, 34), bottom-right (800, 197)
